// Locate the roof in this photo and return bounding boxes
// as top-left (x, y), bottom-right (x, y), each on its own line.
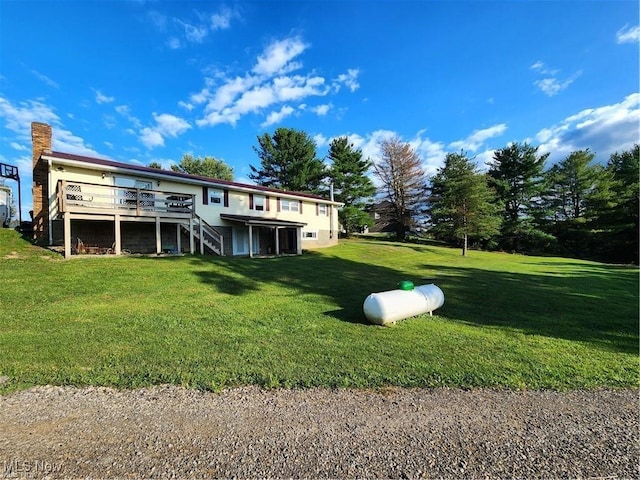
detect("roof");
top-left (220, 214), bottom-right (306, 228)
top-left (42, 150), bottom-right (339, 204)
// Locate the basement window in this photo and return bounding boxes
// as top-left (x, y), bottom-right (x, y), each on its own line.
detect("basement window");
top-left (303, 230), bottom-right (318, 239)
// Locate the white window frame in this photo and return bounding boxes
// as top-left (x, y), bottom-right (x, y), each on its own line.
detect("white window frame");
top-left (318, 204), bottom-right (327, 216)
top-left (281, 199), bottom-right (299, 212)
top-left (208, 188), bottom-right (223, 205)
top-left (302, 230), bottom-right (318, 240)
top-left (254, 194), bottom-right (265, 211)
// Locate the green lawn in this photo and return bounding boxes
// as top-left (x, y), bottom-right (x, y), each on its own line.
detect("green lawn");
top-left (0, 229), bottom-right (637, 393)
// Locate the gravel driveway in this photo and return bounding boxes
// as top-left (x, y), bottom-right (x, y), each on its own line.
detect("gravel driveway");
top-left (0, 385), bottom-right (637, 479)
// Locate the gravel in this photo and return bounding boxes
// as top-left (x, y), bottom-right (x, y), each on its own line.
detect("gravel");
top-left (0, 385), bottom-right (637, 479)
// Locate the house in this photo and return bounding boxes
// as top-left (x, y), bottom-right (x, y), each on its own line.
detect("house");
top-left (0, 185), bottom-right (12, 228)
top-left (367, 200), bottom-right (400, 233)
top-left (31, 122), bottom-right (342, 258)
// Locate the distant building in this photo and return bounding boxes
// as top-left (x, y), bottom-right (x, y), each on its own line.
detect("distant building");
top-left (366, 200), bottom-right (400, 234)
top-left (0, 185), bottom-right (12, 228)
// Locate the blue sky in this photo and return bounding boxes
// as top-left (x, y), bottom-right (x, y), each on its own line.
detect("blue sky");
top-left (1, 0), bottom-right (638, 218)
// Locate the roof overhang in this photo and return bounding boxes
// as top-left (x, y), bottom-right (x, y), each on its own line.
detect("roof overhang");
top-left (220, 214), bottom-right (306, 228)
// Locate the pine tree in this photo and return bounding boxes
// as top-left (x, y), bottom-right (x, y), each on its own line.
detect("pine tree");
top-left (429, 152), bottom-right (501, 256)
top-left (250, 127), bottom-right (325, 193)
top-left (327, 137), bottom-right (375, 236)
top-left (487, 142), bottom-right (549, 252)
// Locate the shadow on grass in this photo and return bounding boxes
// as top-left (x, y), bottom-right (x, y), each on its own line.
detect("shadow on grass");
top-left (188, 251), bottom-right (404, 325)
top-left (149, 246), bottom-right (638, 354)
top-left (428, 263), bottom-right (638, 354)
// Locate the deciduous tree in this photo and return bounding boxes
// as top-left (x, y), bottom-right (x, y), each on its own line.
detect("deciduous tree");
top-left (373, 137), bottom-right (429, 240)
top-left (171, 154), bottom-right (234, 181)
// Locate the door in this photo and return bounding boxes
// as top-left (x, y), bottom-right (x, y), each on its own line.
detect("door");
top-left (233, 227), bottom-right (260, 255)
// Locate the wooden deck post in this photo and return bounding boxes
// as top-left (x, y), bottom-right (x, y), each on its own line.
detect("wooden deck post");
top-left (189, 218), bottom-right (195, 254)
top-left (248, 224), bottom-right (253, 258)
top-left (176, 224), bottom-right (181, 253)
top-left (199, 220), bottom-right (204, 254)
top-left (275, 226), bottom-right (280, 256)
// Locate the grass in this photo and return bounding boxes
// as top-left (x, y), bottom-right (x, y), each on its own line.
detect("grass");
top-left (0, 229), bottom-right (637, 393)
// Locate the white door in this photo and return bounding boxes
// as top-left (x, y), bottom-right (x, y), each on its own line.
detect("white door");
top-left (233, 227), bottom-right (260, 255)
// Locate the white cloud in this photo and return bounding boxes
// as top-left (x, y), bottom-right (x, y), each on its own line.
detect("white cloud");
top-left (139, 113), bottom-right (191, 149)
top-left (530, 61), bottom-right (558, 76)
top-left (178, 20), bottom-right (208, 43)
top-left (153, 113), bottom-right (191, 137)
top-left (311, 104), bottom-right (332, 116)
top-left (535, 93), bottom-right (640, 164)
top-left (252, 37), bottom-right (307, 76)
top-left (30, 69), bottom-right (59, 89)
top-left (147, 10), bottom-right (168, 32)
top-left (530, 61), bottom-right (581, 97)
top-left (140, 128), bottom-right (165, 148)
top-left (167, 37), bottom-right (182, 50)
top-left (115, 105), bottom-right (141, 128)
top-left (0, 97), bottom-right (100, 158)
top-left (196, 109), bottom-right (240, 127)
top-left (617, 24), bottom-right (640, 44)
top-left (534, 77), bottom-right (575, 97)
top-left (261, 105), bottom-right (295, 127)
top-left (235, 85), bottom-right (276, 114)
top-left (178, 100), bottom-right (194, 111)
top-left (95, 89), bottom-right (115, 104)
top-left (313, 133), bottom-right (329, 148)
top-left (334, 69), bottom-right (360, 92)
top-left (195, 36), bottom-right (358, 128)
top-left (448, 123), bottom-right (507, 152)
top-left (211, 6), bottom-right (240, 31)
top-left (10, 142), bottom-right (28, 151)
top-left (0, 97), bottom-right (59, 132)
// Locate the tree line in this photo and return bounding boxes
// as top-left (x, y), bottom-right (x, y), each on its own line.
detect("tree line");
top-left (153, 127), bottom-right (639, 265)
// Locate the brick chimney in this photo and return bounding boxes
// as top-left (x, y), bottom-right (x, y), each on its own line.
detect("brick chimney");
top-left (31, 122), bottom-right (52, 244)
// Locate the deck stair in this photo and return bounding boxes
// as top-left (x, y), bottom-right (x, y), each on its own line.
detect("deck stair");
top-left (183, 214), bottom-right (224, 256)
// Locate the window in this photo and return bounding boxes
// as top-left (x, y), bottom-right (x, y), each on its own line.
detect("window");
top-left (302, 230), bottom-right (318, 239)
top-left (208, 188), bottom-right (223, 205)
top-left (318, 204), bottom-right (327, 216)
top-left (281, 199), bottom-right (299, 213)
top-left (254, 194), bottom-right (265, 211)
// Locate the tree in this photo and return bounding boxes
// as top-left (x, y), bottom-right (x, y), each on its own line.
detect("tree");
top-left (372, 137), bottom-right (429, 240)
top-left (429, 152), bottom-right (501, 256)
top-left (587, 145), bottom-right (639, 264)
top-left (541, 149), bottom-right (599, 257)
top-left (148, 161), bottom-right (163, 169)
top-left (326, 137), bottom-right (376, 237)
top-left (250, 127), bottom-right (325, 193)
top-left (487, 142), bottom-right (550, 252)
top-left (171, 154), bottom-right (233, 181)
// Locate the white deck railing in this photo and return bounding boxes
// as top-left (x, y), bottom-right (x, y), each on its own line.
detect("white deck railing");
top-left (57, 180), bottom-right (194, 218)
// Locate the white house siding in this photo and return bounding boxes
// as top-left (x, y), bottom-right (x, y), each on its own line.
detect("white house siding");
top-left (45, 154), bottom-right (340, 255)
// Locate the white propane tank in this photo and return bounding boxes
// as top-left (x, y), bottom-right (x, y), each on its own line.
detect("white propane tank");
top-left (363, 284), bottom-right (444, 325)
